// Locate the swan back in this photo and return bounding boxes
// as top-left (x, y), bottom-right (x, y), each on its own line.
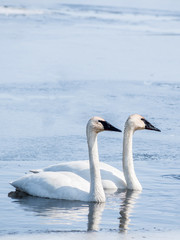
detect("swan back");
top-left (11, 172), bottom-right (90, 201)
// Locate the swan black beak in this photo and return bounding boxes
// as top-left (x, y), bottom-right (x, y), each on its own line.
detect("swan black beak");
top-left (98, 120), bottom-right (122, 132)
top-left (142, 119), bottom-right (161, 132)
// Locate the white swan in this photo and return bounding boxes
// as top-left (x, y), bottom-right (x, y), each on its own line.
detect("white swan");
top-left (10, 117), bottom-right (121, 202)
top-left (30, 114), bottom-right (160, 191)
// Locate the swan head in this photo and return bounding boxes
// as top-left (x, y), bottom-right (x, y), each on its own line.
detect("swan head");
top-left (126, 114), bottom-right (161, 132)
top-left (87, 116), bottom-right (121, 134)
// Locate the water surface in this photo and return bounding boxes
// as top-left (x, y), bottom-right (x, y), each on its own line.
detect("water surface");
top-left (0, 0), bottom-right (180, 239)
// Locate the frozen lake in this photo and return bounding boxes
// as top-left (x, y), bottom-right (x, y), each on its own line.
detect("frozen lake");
top-left (0, 0), bottom-right (180, 239)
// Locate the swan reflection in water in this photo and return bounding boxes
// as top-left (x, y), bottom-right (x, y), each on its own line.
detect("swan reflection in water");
top-left (118, 190), bottom-right (141, 233)
top-left (8, 189), bottom-right (140, 232)
top-left (8, 190), bottom-right (105, 232)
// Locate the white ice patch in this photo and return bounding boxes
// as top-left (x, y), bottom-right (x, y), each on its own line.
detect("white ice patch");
top-left (0, 6), bottom-right (44, 15)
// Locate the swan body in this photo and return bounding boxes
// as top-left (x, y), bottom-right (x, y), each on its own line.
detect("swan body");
top-left (31, 160), bottom-right (126, 189)
top-left (30, 114), bottom-right (160, 191)
top-left (10, 117), bottom-right (121, 202)
top-left (11, 172), bottom-right (90, 201)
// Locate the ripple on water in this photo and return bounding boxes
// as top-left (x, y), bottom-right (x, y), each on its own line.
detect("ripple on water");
top-left (162, 174), bottom-right (180, 180)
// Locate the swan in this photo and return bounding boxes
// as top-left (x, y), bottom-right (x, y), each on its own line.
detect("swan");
top-left (10, 117), bottom-right (121, 202)
top-left (30, 114), bottom-right (160, 191)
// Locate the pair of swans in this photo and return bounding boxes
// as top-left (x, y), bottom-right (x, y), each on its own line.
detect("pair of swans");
top-left (11, 114), bottom-right (160, 202)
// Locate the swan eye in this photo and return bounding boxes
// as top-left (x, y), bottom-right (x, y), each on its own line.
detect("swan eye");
top-left (98, 120), bottom-right (105, 127)
top-left (141, 118), bottom-right (147, 124)
top-left (141, 118), bottom-right (151, 127)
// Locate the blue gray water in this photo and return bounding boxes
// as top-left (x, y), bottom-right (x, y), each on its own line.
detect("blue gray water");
top-left (0, 0), bottom-right (180, 239)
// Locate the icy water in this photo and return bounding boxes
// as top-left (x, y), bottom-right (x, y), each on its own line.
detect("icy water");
top-left (0, 0), bottom-right (180, 239)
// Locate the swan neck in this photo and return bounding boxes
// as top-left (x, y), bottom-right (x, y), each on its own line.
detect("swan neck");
top-left (87, 128), bottom-right (105, 202)
top-left (123, 126), bottom-right (142, 191)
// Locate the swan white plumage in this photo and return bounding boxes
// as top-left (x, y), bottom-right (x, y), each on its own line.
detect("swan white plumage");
top-left (30, 114), bottom-right (160, 191)
top-left (10, 117), bottom-right (121, 202)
